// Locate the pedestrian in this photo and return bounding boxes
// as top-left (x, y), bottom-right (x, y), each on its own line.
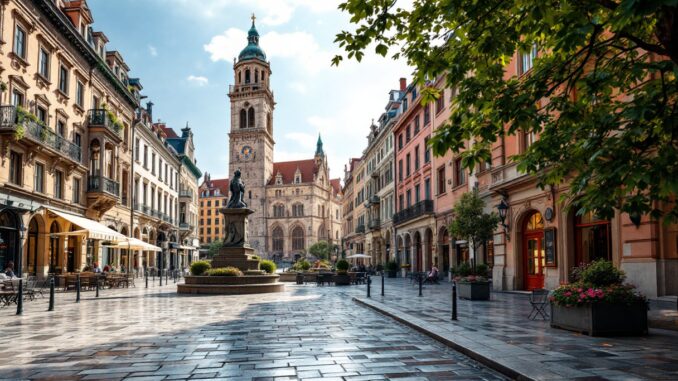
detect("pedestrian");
top-left (93, 262), bottom-right (102, 273)
top-left (4, 261), bottom-right (15, 278)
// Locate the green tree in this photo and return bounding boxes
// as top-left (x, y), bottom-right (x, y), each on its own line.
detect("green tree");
top-left (308, 240), bottom-right (338, 260)
top-left (207, 240), bottom-right (223, 258)
top-left (333, 0), bottom-right (678, 222)
top-left (447, 191), bottom-right (500, 264)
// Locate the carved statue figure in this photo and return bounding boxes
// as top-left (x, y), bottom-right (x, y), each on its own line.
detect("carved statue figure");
top-left (227, 169), bottom-right (248, 208)
top-left (223, 221), bottom-right (244, 247)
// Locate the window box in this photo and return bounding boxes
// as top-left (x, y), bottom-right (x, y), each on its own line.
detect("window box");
top-left (550, 301), bottom-right (648, 336)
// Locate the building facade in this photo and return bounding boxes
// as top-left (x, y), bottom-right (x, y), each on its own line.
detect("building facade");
top-left (203, 17), bottom-right (343, 259)
top-left (198, 175), bottom-right (229, 245)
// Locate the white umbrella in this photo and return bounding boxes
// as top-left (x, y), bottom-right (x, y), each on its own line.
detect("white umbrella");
top-left (345, 254), bottom-right (371, 259)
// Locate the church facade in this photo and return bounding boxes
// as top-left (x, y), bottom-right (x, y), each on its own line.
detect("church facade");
top-left (199, 17), bottom-right (342, 259)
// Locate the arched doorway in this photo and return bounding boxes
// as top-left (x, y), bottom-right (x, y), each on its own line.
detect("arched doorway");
top-left (49, 221), bottom-right (61, 273)
top-left (66, 224), bottom-right (79, 273)
top-left (291, 226), bottom-right (304, 253)
top-left (272, 226), bottom-right (284, 258)
top-left (403, 234), bottom-right (411, 268)
top-left (26, 217), bottom-right (40, 275)
top-left (574, 211), bottom-right (611, 266)
top-left (0, 209), bottom-right (20, 274)
top-left (438, 227), bottom-right (450, 276)
top-left (523, 211), bottom-right (545, 290)
top-left (413, 231), bottom-right (422, 272)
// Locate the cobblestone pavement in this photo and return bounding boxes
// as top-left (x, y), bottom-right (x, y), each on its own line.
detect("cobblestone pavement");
top-left (354, 277), bottom-right (678, 381)
top-left (0, 281), bottom-right (506, 381)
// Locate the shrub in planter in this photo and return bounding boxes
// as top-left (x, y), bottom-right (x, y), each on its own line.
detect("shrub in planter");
top-left (259, 260), bottom-right (277, 274)
top-left (336, 259), bottom-right (350, 272)
top-left (190, 260), bottom-right (211, 276)
top-left (291, 259), bottom-right (311, 271)
top-left (550, 260), bottom-right (647, 336)
top-left (207, 267), bottom-right (243, 276)
top-left (452, 262), bottom-right (491, 300)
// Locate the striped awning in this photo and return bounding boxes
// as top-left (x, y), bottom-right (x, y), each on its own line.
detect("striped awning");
top-left (46, 208), bottom-right (126, 242)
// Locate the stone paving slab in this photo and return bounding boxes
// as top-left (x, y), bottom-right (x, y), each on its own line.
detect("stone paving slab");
top-left (0, 281), bottom-right (505, 381)
top-left (351, 277), bottom-right (678, 381)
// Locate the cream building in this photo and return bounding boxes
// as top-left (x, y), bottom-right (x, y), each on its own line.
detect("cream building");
top-left (0, 0), bottom-right (138, 275)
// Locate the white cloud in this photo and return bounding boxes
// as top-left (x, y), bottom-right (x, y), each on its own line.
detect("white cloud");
top-left (284, 132), bottom-right (316, 151)
top-left (187, 75), bottom-right (209, 86)
top-left (205, 29), bottom-right (333, 74)
top-left (148, 45), bottom-right (158, 57)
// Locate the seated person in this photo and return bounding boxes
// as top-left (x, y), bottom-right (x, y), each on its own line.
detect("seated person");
top-left (427, 265), bottom-right (439, 283)
top-left (4, 261), bottom-right (15, 278)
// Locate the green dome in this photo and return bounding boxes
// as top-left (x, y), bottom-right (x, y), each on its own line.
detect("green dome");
top-left (238, 20), bottom-right (266, 61)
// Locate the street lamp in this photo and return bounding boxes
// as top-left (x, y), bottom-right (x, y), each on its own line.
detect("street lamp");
top-left (496, 198), bottom-right (510, 241)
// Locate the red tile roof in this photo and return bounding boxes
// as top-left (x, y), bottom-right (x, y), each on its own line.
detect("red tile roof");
top-left (160, 125), bottom-right (179, 138)
top-left (330, 178), bottom-right (342, 196)
top-left (210, 179), bottom-right (230, 196)
top-left (269, 159), bottom-right (318, 185)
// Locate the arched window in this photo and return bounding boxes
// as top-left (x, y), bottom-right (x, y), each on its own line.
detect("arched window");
top-left (238, 71), bottom-right (241, 84)
top-left (292, 203), bottom-right (304, 217)
top-left (90, 139), bottom-right (101, 175)
top-left (27, 218), bottom-right (39, 275)
top-left (273, 204), bottom-right (285, 217)
top-left (255, 69), bottom-right (259, 83)
top-left (267, 113), bottom-right (272, 135)
top-left (248, 107), bottom-right (255, 128)
top-left (240, 109), bottom-right (247, 129)
top-left (245, 69), bottom-right (251, 83)
top-left (292, 226), bottom-right (304, 250)
top-left (318, 224), bottom-right (326, 239)
top-left (272, 227), bottom-right (284, 252)
top-left (262, 71), bottom-right (266, 81)
top-left (575, 211), bottom-right (611, 265)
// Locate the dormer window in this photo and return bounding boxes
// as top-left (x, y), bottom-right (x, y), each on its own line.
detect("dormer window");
top-left (275, 173), bottom-right (283, 185)
top-left (294, 173), bottom-right (301, 184)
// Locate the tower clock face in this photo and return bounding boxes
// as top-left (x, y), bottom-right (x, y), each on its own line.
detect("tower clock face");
top-left (241, 145), bottom-right (255, 160)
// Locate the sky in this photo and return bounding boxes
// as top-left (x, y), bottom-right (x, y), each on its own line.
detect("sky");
top-left (88, 0), bottom-right (411, 181)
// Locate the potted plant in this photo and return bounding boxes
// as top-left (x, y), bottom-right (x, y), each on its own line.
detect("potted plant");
top-left (386, 261), bottom-right (399, 278)
top-left (550, 259), bottom-right (647, 336)
top-left (452, 262), bottom-right (491, 300)
top-left (334, 259), bottom-right (351, 286)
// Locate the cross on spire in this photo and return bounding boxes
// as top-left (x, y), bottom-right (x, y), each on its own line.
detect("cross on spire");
top-left (251, 13), bottom-right (256, 25)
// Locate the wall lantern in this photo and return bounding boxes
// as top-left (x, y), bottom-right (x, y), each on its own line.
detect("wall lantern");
top-left (496, 198), bottom-right (510, 241)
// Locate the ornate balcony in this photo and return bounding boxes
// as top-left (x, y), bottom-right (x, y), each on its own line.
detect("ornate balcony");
top-left (179, 222), bottom-right (192, 231)
top-left (86, 175), bottom-right (119, 219)
top-left (0, 105), bottom-right (82, 164)
top-left (355, 224), bottom-right (366, 234)
top-left (87, 109), bottom-right (123, 142)
top-left (179, 190), bottom-right (193, 200)
top-left (368, 219), bottom-right (381, 230)
top-left (393, 200), bottom-right (434, 225)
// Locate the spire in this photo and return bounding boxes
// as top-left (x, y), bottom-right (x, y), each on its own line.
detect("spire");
top-left (315, 133), bottom-right (324, 157)
top-left (239, 14), bottom-right (266, 61)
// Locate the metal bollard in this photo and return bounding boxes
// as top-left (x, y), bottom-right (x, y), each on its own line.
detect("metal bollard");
top-left (76, 274), bottom-right (81, 303)
top-left (381, 272), bottom-right (385, 296)
top-left (367, 275), bottom-right (371, 298)
top-left (173, 270), bottom-right (176, 284)
top-left (452, 281), bottom-right (458, 321)
top-left (16, 278), bottom-right (23, 315)
top-left (145, 272), bottom-right (149, 289)
top-left (96, 278), bottom-right (100, 298)
top-left (418, 276), bottom-right (423, 297)
top-left (159, 270), bottom-right (163, 286)
top-left (48, 276), bottom-right (55, 311)
top-left (165, 270), bottom-right (168, 284)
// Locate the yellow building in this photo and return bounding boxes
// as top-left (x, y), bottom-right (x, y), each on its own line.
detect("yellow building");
top-left (198, 175), bottom-right (229, 245)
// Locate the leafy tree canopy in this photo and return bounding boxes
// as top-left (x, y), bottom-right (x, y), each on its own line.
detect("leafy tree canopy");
top-left (207, 240), bottom-right (223, 258)
top-left (448, 191), bottom-right (500, 251)
top-left (308, 240), bottom-right (338, 260)
top-left (334, 0), bottom-right (678, 222)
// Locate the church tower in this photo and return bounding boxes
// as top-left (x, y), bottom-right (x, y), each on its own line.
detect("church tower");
top-left (228, 14), bottom-right (275, 255)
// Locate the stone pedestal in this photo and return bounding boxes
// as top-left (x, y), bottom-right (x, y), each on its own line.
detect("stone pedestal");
top-left (178, 207), bottom-right (284, 295)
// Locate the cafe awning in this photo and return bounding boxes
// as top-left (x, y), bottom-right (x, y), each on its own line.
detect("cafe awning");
top-left (45, 208), bottom-right (126, 242)
top-left (107, 237), bottom-right (161, 252)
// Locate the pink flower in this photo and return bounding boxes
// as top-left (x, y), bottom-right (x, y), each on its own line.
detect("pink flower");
top-left (564, 291), bottom-right (572, 297)
top-left (586, 289), bottom-right (596, 297)
top-left (580, 293), bottom-right (587, 299)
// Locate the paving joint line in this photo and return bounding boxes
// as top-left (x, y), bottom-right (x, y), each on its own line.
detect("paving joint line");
top-left (353, 296), bottom-right (531, 381)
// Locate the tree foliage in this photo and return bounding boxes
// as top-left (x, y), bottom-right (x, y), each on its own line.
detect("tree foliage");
top-left (308, 240), bottom-right (338, 260)
top-left (447, 191), bottom-right (500, 252)
top-left (334, 0), bottom-right (678, 222)
top-left (207, 240), bottom-right (223, 258)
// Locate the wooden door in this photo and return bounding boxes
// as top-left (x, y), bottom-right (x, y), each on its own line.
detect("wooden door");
top-left (524, 232), bottom-right (545, 290)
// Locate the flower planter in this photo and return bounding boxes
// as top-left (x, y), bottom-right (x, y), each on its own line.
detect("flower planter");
top-left (550, 301), bottom-right (648, 336)
top-left (457, 281), bottom-right (490, 300)
top-left (334, 273), bottom-right (351, 286)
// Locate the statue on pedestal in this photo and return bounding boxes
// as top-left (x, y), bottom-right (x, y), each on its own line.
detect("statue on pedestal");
top-left (227, 169), bottom-right (248, 208)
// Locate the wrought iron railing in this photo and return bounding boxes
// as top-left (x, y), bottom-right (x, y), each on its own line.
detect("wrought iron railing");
top-left (88, 109), bottom-right (122, 136)
top-left (87, 176), bottom-right (120, 197)
top-left (368, 219), bottom-right (381, 230)
top-left (355, 224), bottom-right (366, 234)
top-left (393, 200), bottom-right (434, 225)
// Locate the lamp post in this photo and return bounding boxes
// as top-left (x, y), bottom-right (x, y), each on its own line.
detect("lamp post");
top-left (16, 221), bottom-right (26, 315)
top-left (496, 198), bottom-right (509, 241)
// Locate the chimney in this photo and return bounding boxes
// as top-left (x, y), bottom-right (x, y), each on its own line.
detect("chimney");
top-left (146, 101), bottom-right (154, 122)
top-left (399, 77), bottom-right (407, 91)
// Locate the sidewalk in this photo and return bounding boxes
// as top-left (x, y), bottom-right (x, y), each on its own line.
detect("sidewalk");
top-left (352, 277), bottom-right (678, 381)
